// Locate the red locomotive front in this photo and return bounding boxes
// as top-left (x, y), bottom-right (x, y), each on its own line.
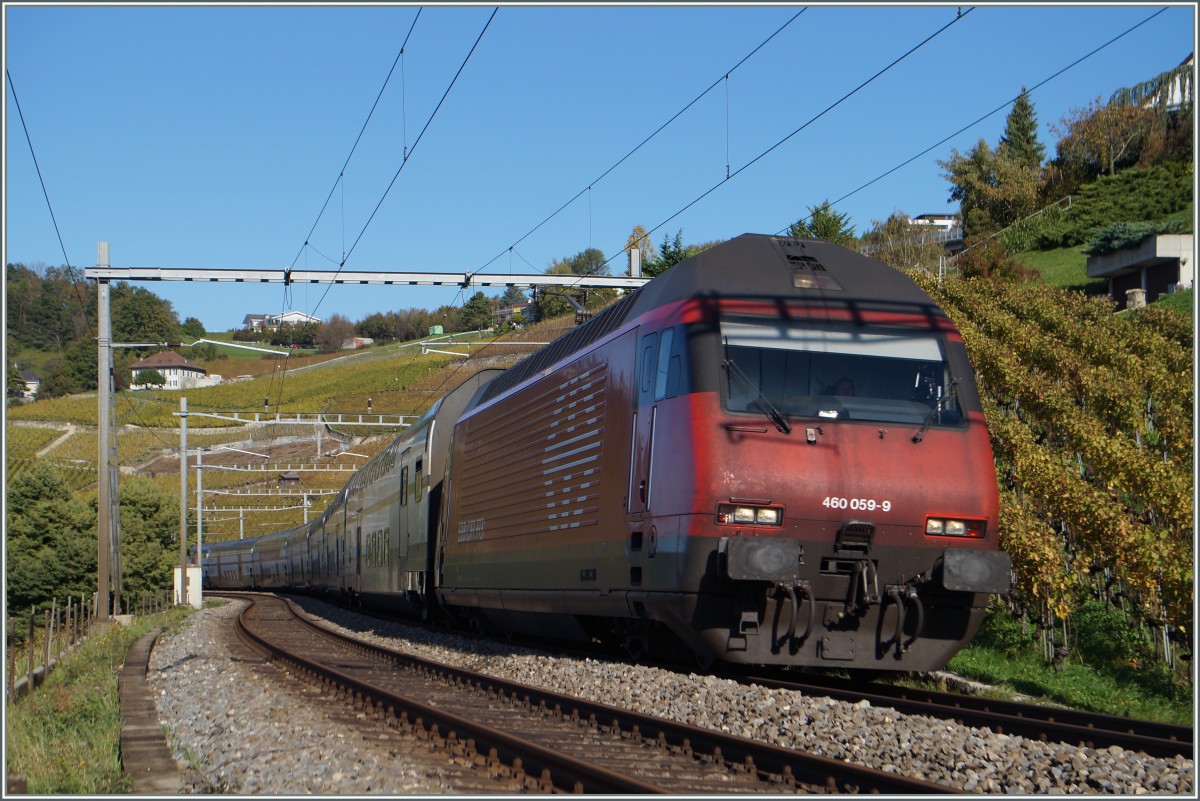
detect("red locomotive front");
top-left (637, 295), bottom-right (1008, 670)
top-left (438, 235), bottom-right (1010, 671)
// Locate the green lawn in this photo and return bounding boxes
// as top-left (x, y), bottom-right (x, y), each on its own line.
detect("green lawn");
top-left (1152, 287), bottom-right (1194, 315)
top-left (1014, 246), bottom-right (1107, 294)
top-left (195, 330), bottom-right (319, 361)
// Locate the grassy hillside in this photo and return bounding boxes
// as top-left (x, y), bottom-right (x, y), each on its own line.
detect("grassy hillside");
top-left (1013, 246), bottom-right (1103, 293)
top-left (6, 315), bottom-right (580, 539)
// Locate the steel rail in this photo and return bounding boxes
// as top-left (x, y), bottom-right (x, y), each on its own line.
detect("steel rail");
top-left (730, 669), bottom-right (1193, 759)
top-left (229, 593), bottom-right (666, 794)
top-left (246, 592), bottom-right (961, 794)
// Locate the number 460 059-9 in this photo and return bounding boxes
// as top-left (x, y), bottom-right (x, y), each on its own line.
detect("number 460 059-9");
top-left (822, 496), bottom-right (892, 512)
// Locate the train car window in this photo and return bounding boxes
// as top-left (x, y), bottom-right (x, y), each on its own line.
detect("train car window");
top-left (401, 466), bottom-right (409, 507)
top-left (639, 334), bottom-right (658, 397)
top-left (415, 459), bottom-right (424, 501)
top-left (721, 318), bottom-right (961, 427)
top-left (667, 354), bottom-right (683, 398)
top-left (654, 329), bottom-right (674, 401)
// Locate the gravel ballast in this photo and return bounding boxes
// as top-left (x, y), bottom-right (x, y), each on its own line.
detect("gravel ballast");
top-left (149, 598), bottom-right (1194, 795)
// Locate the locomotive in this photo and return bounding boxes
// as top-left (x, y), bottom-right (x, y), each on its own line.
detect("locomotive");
top-left (204, 234), bottom-right (1011, 672)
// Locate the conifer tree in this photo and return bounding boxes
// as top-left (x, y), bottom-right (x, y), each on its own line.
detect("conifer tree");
top-left (999, 87), bottom-right (1046, 169)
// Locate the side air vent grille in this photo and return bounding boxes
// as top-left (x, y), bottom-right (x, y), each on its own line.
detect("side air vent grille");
top-left (477, 292), bottom-right (638, 405)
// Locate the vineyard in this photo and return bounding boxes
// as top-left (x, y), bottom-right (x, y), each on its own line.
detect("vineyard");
top-left (913, 272), bottom-right (1193, 660)
top-left (7, 427), bottom-right (99, 495)
top-left (7, 297), bottom-right (1191, 660)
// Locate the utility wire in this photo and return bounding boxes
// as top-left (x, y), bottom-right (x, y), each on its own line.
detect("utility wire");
top-left (308, 7), bottom-right (498, 319)
top-left (6, 68), bottom-right (94, 339)
top-left (775, 6), bottom-right (1171, 236)
top-left (471, 8), bottom-right (807, 277)
top-left (286, 7), bottom-right (424, 274)
top-left (629, 7), bottom-right (975, 259)
top-left (270, 7), bottom-right (426, 450)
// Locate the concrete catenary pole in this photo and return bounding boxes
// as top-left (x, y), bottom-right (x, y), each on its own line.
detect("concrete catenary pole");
top-left (196, 447), bottom-right (204, 606)
top-left (95, 243), bottom-right (111, 622)
top-left (179, 396), bottom-right (189, 605)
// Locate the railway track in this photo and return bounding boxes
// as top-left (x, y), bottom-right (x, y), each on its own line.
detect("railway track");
top-left (724, 668), bottom-right (1193, 760)
top-left (224, 592), bottom-right (961, 793)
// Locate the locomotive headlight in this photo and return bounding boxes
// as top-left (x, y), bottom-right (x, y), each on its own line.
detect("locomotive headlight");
top-left (718, 503), bottom-right (783, 527)
top-left (755, 508), bottom-right (780, 525)
top-left (925, 517), bottom-right (985, 538)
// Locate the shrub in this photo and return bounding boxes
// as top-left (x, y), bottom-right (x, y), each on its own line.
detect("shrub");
top-left (972, 604), bottom-right (1035, 657)
top-left (1072, 598), bottom-right (1148, 667)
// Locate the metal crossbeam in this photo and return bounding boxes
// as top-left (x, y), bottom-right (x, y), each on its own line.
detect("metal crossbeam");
top-left (177, 411), bottom-right (415, 427)
top-left (198, 503), bottom-right (312, 513)
top-left (202, 487), bottom-right (341, 497)
top-left (83, 266), bottom-right (649, 290)
top-left (202, 463), bottom-right (360, 473)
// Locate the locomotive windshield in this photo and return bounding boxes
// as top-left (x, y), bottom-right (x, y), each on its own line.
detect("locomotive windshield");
top-left (721, 319), bottom-right (962, 426)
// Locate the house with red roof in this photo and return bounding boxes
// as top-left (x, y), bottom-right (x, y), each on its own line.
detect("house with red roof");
top-left (129, 351), bottom-right (222, 390)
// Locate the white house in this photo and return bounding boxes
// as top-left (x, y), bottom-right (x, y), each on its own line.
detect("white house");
top-left (269, 311), bottom-right (321, 327)
top-left (911, 213), bottom-right (958, 232)
top-left (243, 311), bottom-right (321, 331)
top-left (129, 351), bottom-right (222, 391)
top-left (242, 313), bottom-right (270, 332)
top-left (20, 371), bottom-right (40, 400)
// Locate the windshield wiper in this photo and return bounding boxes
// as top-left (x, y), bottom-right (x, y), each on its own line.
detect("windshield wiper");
top-left (723, 358), bottom-right (792, 435)
top-left (912, 378), bottom-right (959, 443)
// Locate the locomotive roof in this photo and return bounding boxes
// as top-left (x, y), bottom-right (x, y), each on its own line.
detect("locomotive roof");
top-left (476, 234), bottom-right (945, 406)
top-left (625, 233), bottom-right (941, 316)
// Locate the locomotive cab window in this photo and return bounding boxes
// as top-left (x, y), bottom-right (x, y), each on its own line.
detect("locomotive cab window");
top-left (640, 327), bottom-right (687, 404)
top-left (721, 319), bottom-right (962, 426)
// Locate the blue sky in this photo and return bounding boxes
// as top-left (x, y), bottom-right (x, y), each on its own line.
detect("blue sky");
top-left (4, 3), bottom-right (1195, 332)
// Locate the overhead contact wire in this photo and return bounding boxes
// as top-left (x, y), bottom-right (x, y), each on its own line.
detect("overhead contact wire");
top-left (472, 8), bottom-right (806, 276)
top-left (310, 6), bottom-right (499, 318)
top-left (633, 7), bottom-right (976, 255)
top-left (776, 6), bottom-right (1171, 235)
top-left (287, 8), bottom-right (424, 274)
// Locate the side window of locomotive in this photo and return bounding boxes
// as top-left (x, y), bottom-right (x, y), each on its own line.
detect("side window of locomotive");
top-left (667, 354), bottom-right (683, 398)
top-left (654, 329), bottom-right (674, 401)
top-left (639, 334), bottom-right (658, 400)
top-left (415, 459), bottom-right (424, 502)
top-left (401, 466), bottom-right (409, 507)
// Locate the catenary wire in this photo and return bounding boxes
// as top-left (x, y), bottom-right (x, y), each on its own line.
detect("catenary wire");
top-left (286, 8), bottom-right (424, 274)
top-left (623, 6), bottom-right (976, 263)
top-left (470, 8), bottom-right (806, 277)
top-left (774, 6), bottom-right (1171, 236)
top-left (269, 9), bottom-right (426, 447)
top-left (308, 7), bottom-right (499, 320)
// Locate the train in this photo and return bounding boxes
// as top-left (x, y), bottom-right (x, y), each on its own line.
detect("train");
top-left (203, 233), bottom-right (1012, 672)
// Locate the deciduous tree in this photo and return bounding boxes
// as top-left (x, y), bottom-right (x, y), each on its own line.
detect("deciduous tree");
top-left (1045, 97), bottom-right (1160, 197)
top-left (315, 314), bottom-right (354, 352)
top-left (181, 316), bottom-right (206, 339)
top-left (5, 463), bottom-right (97, 615)
top-left (135, 368), bottom-right (166, 389)
top-left (626, 225), bottom-right (658, 273)
top-left (116, 477), bottom-right (181, 599)
top-left (859, 212), bottom-right (945, 272)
